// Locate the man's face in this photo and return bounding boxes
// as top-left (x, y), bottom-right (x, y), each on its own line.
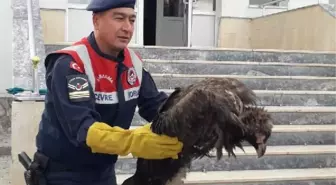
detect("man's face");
top-left (93, 7), bottom-right (136, 51)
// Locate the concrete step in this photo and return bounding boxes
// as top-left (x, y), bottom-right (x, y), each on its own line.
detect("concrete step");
top-left (143, 59), bottom-right (336, 77)
top-left (133, 106), bottom-right (336, 126)
top-left (152, 74), bottom-right (336, 91)
top-left (45, 44), bottom-right (336, 64)
top-left (135, 47), bottom-right (336, 64)
top-left (0, 156), bottom-right (335, 185)
top-left (253, 93), bottom-right (336, 107)
top-left (114, 145), bottom-right (336, 173)
top-left (128, 125), bottom-right (336, 146)
top-left (117, 145), bottom-right (336, 159)
top-left (0, 125), bottom-right (335, 157)
top-left (0, 123), bottom-right (335, 156)
top-left (115, 168), bottom-right (336, 185)
top-left (124, 124), bottom-right (336, 146)
top-left (160, 89), bottom-right (336, 107)
top-left (1, 153), bottom-right (335, 185)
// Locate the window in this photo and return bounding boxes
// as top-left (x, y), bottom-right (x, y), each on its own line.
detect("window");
top-left (249, 0), bottom-right (288, 7)
top-left (164, 0), bottom-right (184, 17)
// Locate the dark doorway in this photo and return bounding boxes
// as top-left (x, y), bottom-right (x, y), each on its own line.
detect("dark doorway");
top-left (143, 0), bottom-right (157, 45)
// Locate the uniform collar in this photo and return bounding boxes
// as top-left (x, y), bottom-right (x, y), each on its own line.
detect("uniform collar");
top-left (87, 32), bottom-right (124, 63)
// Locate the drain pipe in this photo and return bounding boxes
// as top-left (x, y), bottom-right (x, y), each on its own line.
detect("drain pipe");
top-left (27, 0), bottom-right (39, 95)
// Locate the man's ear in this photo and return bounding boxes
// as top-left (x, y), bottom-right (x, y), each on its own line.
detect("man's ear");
top-left (92, 13), bottom-right (100, 31)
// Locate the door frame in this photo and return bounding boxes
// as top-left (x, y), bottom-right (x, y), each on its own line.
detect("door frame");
top-left (186, 0), bottom-right (193, 47)
top-left (137, 0), bottom-right (193, 47)
top-left (136, 0), bottom-right (144, 46)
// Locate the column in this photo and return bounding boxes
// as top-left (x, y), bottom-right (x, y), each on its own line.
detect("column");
top-left (12, 0), bottom-right (46, 90)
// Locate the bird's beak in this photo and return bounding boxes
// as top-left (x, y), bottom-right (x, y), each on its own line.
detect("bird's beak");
top-left (256, 143), bottom-right (266, 158)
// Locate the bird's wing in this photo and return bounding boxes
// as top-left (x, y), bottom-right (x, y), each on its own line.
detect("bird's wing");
top-left (195, 78), bottom-right (257, 106)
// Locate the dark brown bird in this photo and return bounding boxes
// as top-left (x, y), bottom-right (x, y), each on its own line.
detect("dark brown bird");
top-left (122, 77), bottom-right (274, 185)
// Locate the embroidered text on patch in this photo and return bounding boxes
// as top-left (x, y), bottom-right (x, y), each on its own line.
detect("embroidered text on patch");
top-left (66, 74), bottom-right (91, 102)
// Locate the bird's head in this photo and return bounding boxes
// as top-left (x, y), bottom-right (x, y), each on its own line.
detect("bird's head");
top-left (239, 106), bottom-right (273, 158)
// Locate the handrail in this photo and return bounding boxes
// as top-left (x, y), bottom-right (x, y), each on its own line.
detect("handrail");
top-left (258, 0), bottom-right (288, 8)
top-left (257, 0), bottom-right (288, 16)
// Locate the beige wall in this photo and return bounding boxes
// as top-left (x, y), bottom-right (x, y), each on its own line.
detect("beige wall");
top-left (40, 9), bottom-right (66, 44)
top-left (251, 5), bottom-right (336, 51)
top-left (218, 5), bottom-right (336, 51)
top-left (218, 17), bottom-right (252, 49)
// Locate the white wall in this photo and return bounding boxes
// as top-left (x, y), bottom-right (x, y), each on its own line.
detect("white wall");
top-left (221, 0), bottom-right (251, 17)
top-left (40, 0), bottom-right (67, 9)
top-left (0, 0), bottom-right (13, 93)
top-left (67, 9), bottom-right (93, 41)
top-left (191, 0), bottom-right (216, 47)
top-left (220, 0), bottom-right (288, 18)
top-left (191, 13), bottom-right (215, 47)
top-left (288, 0), bottom-right (329, 9)
top-left (219, 0), bottom-right (330, 19)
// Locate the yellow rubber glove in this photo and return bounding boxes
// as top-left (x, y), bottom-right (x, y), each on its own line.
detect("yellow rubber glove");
top-left (86, 122), bottom-right (183, 159)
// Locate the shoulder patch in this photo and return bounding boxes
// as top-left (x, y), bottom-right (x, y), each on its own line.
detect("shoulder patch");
top-left (66, 74), bottom-right (91, 102)
top-left (70, 61), bottom-right (84, 73)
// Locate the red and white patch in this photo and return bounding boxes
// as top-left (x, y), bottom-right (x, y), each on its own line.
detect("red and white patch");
top-left (127, 67), bottom-right (137, 86)
top-left (70, 61), bottom-right (83, 73)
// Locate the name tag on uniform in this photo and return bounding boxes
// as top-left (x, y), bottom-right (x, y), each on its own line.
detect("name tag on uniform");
top-left (125, 87), bottom-right (140, 101)
top-left (95, 92), bottom-right (118, 104)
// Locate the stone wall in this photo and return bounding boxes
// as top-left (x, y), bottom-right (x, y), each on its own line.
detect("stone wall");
top-left (0, 96), bottom-right (12, 156)
top-left (0, 97), bottom-right (12, 136)
top-left (12, 0), bottom-right (46, 90)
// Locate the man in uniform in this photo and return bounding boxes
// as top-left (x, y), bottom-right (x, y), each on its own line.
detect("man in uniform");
top-left (30, 0), bottom-right (183, 184)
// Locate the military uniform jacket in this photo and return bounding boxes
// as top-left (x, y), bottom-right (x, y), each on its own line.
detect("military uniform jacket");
top-left (36, 32), bottom-right (168, 168)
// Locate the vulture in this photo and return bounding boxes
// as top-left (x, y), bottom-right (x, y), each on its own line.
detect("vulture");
top-left (122, 77), bottom-right (274, 185)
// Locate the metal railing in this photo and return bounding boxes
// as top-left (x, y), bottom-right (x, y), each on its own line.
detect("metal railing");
top-left (258, 0), bottom-right (288, 8)
top-left (257, 0), bottom-right (289, 16)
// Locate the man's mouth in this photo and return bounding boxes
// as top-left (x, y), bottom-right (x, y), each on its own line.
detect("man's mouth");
top-left (118, 36), bottom-right (129, 40)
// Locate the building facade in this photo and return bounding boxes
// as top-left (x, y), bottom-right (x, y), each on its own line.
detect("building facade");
top-left (0, 0), bottom-right (335, 92)
top-left (38, 0), bottom-right (333, 47)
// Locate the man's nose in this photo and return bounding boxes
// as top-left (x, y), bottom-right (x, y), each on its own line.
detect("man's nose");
top-left (122, 20), bottom-right (133, 32)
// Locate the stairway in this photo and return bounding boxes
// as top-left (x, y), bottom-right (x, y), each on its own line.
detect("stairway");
top-left (1, 46), bottom-right (336, 185)
top-left (114, 47), bottom-right (336, 184)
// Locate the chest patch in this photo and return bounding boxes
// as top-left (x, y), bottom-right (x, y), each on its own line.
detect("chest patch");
top-left (66, 74), bottom-right (91, 102)
top-left (127, 67), bottom-right (137, 86)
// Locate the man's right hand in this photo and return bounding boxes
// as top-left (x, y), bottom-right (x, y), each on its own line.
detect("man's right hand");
top-left (129, 123), bottom-right (183, 159)
top-left (86, 122), bottom-right (183, 159)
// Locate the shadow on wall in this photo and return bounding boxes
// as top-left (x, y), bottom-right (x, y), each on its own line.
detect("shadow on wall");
top-left (218, 4), bottom-right (336, 52)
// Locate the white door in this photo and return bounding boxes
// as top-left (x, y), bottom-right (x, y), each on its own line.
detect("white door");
top-left (156, 0), bottom-right (188, 46)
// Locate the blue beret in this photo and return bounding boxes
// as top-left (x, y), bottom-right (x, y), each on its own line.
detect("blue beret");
top-left (86, 0), bottom-right (136, 13)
